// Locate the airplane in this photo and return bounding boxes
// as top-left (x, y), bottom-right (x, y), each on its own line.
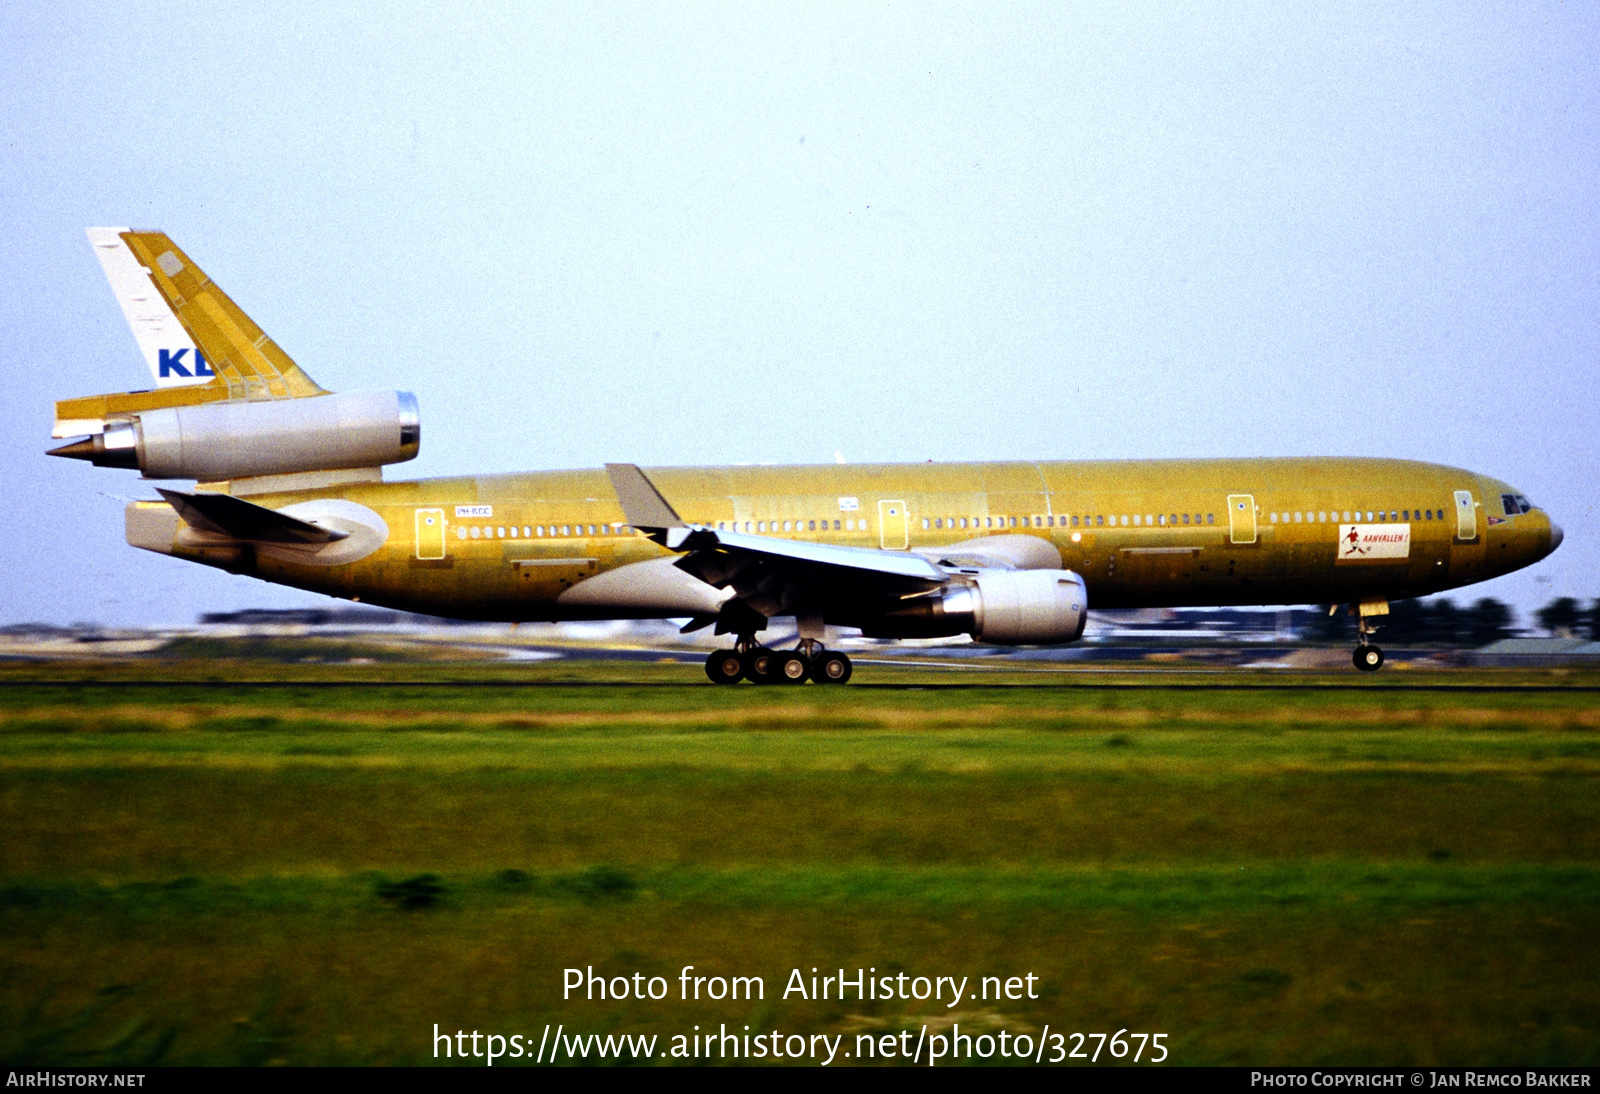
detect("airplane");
top-left (49, 229), bottom-right (1563, 682)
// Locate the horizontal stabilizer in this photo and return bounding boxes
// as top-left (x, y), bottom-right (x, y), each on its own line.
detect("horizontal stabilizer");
top-left (156, 488), bottom-right (349, 545)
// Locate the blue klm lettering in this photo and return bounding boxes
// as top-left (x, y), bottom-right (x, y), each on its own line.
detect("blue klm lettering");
top-left (158, 349), bottom-right (213, 378)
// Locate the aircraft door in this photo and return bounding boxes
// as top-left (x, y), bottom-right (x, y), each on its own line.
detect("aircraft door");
top-left (1227, 494), bottom-right (1257, 544)
top-left (879, 500), bottom-right (908, 550)
top-left (415, 508), bottom-right (446, 559)
top-left (1453, 490), bottom-right (1478, 541)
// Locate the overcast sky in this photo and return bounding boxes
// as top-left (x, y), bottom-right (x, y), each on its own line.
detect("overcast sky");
top-left (1, 2), bottom-right (1595, 627)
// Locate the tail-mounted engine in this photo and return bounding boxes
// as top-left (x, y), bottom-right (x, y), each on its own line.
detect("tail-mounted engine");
top-left (50, 390), bottom-right (420, 481)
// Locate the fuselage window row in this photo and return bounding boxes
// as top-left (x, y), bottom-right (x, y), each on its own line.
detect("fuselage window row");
top-left (445, 505), bottom-right (1452, 544)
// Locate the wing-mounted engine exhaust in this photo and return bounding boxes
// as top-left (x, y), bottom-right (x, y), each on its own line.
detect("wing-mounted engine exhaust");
top-left (871, 568), bottom-right (1089, 644)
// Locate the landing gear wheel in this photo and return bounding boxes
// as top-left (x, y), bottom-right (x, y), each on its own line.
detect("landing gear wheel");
top-left (742, 648), bottom-right (776, 684)
top-left (705, 649), bottom-right (744, 685)
top-left (1353, 645), bottom-right (1385, 672)
top-left (810, 650), bottom-right (853, 684)
top-left (773, 651), bottom-right (809, 684)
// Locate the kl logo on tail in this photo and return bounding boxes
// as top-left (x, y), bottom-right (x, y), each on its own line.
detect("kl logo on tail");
top-left (158, 349), bottom-right (213, 378)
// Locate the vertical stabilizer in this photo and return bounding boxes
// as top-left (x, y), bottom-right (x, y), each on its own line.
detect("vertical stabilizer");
top-left (56, 229), bottom-right (333, 439)
top-left (87, 228), bottom-right (209, 390)
top-left (101, 230), bottom-right (327, 401)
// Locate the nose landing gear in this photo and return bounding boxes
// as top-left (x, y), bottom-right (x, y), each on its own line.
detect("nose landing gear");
top-left (1353, 613), bottom-right (1384, 672)
top-left (703, 636), bottom-right (853, 685)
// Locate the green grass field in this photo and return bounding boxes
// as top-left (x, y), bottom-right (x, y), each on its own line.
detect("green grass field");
top-left (2, 659), bottom-right (1597, 1066)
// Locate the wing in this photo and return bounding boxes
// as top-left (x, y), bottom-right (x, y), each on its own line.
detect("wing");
top-left (605, 463), bottom-right (949, 628)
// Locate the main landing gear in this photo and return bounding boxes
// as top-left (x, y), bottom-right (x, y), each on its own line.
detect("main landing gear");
top-left (704, 638), bottom-right (852, 685)
top-left (1352, 613), bottom-right (1385, 672)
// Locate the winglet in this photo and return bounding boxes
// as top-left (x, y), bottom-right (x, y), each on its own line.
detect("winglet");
top-left (605, 464), bottom-right (687, 535)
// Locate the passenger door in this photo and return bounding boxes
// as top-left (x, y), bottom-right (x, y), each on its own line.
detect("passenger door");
top-left (1226, 494), bottom-right (1257, 545)
top-left (1453, 490), bottom-right (1478, 541)
top-left (414, 508), bottom-right (445, 559)
top-left (879, 500), bottom-right (908, 550)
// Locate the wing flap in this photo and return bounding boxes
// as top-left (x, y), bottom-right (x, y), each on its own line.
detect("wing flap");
top-left (687, 527), bottom-right (946, 584)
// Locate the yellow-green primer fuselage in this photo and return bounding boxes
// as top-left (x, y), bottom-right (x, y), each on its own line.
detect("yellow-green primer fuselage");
top-left (132, 456), bottom-right (1559, 625)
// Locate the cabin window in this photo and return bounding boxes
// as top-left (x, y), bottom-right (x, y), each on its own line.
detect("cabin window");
top-left (861, 520), bottom-right (869, 532)
top-left (922, 518), bottom-right (930, 530)
top-left (508, 526), bottom-right (518, 538)
top-left (783, 520), bottom-right (792, 532)
top-left (456, 526), bottom-right (467, 540)
top-left (808, 520), bottom-right (815, 530)
top-left (1133, 515), bottom-right (1141, 526)
top-left (470, 526), bottom-right (481, 539)
top-left (845, 520), bottom-right (854, 531)
top-left (1157, 514), bottom-right (1166, 526)
top-left (1009, 517), bottom-right (1017, 528)
top-left (1206, 514), bottom-right (1214, 524)
top-left (1365, 512), bottom-right (1373, 522)
top-left (1269, 513), bottom-right (1277, 523)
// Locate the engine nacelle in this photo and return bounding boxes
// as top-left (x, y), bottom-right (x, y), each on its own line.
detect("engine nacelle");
top-left (67, 390), bottom-right (420, 481)
top-left (867, 568), bottom-right (1088, 644)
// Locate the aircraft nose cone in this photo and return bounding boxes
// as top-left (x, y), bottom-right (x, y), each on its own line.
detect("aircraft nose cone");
top-left (1550, 519), bottom-right (1564, 553)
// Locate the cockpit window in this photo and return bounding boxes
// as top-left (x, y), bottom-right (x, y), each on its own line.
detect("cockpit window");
top-left (1501, 494), bottom-right (1534, 515)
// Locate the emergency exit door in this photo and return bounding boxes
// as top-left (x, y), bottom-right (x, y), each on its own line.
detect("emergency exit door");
top-left (879, 500), bottom-right (908, 550)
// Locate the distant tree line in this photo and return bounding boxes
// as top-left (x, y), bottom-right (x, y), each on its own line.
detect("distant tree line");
top-left (1300, 597), bottom-right (1600, 647)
